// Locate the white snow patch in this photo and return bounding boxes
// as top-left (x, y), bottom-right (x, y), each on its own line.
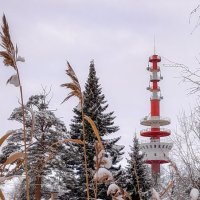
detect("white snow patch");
top-left (94, 150), bottom-right (112, 169)
top-left (16, 56), bottom-right (25, 62)
top-left (190, 188), bottom-right (199, 200)
top-left (151, 188), bottom-right (160, 200)
top-left (107, 183), bottom-right (120, 196)
top-left (94, 168), bottom-right (113, 182)
top-left (100, 157), bottom-right (112, 169)
top-left (7, 74), bottom-right (20, 87)
top-left (115, 195), bottom-right (124, 200)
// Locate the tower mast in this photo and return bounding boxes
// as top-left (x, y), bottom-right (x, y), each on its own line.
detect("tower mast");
top-left (140, 54), bottom-right (173, 182)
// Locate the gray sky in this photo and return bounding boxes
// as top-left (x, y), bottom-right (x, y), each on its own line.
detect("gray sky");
top-left (0, 0), bottom-right (200, 164)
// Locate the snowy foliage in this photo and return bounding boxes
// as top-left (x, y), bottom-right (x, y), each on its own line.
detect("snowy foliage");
top-left (170, 106), bottom-right (200, 199)
top-left (122, 136), bottom-right (152, 200)
top-left (0, 94), bottom-right (75, 199)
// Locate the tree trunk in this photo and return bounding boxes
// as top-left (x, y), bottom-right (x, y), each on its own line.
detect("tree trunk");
top-left (34, 176), bottom-right (42, 200)
top-left (51, 193), bottom-right (58, 200)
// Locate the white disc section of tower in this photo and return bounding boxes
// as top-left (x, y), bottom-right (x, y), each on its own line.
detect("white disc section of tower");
top-left (140, 142), bottom-right (173, 162)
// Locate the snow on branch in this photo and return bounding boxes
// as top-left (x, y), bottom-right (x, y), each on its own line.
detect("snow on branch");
top-left (93, 142), bottom-right (131, 200)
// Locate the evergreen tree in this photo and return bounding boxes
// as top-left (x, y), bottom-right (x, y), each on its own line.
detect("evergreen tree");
top-left (124, 136), bottom-right (152, 200)
top-left (0, 94), bottom-right (75, 199)
top-left (68, 61), bottom-right (124, 199)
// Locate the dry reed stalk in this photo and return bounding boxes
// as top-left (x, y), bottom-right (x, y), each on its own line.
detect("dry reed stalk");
top-left (82, 111), bottom-right (105, 198)
top-left (81, 113), bottom-right (104, 199)
top-left (0, 14), bottom-right (30, 200)
top-left (159, 159), bottom-right (185, 199)
top-left (24, 106), bottom-right (35, 144)
top-left (13, 191), bottom-right (17, 200)
top-left (92, 178), bottom-right (98, 200)
top-left (51, 138), bottom-right (84, 147)
top-left (0, 131), bottom-right (24, 198)
top-left (2, 152), bottom-right (24, 167)
top-left (84, 115), bottom-right (104, 149)
top-left (160, 181), bottom-right (173, 198)
top-left (61, 62), bottom-right (90, 199)
top-left (0, 189), bottom-right (5, 200)
top-left (81, 108), bottom-right (90, 200)
top-left (93, 142), bottom-right (103, 199)
top-left (83, 114), bottom-right (106, 199)
top-left (0, 131), bottom-right (13, 146)
top-left (5, 159), bottom-right (24, 176)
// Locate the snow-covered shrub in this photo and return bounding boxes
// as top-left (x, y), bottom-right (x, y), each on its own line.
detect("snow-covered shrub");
top-left (93, 143), bottom-right (130, 200)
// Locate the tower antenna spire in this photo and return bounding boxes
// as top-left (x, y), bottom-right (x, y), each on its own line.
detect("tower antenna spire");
top-left (154, 35), bottom-right (156, 54)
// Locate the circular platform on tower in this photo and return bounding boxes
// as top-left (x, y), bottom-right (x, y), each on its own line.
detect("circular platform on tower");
top-left (140, 116), bottom-right (170, 126)
top-left (140, 128), bottom-right (171, 137)
top-left (140, 142), bottom-right (173, 163)
top-left (146, 160), bottom-right (169, 164)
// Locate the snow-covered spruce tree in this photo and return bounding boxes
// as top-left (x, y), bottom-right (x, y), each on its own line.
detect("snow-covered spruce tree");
top-left (68, 61), bottom-right (124, 199)
top-left (0, 94), bottom-right (75, 199)
top-left (124, 136), bottom-right (152, 200)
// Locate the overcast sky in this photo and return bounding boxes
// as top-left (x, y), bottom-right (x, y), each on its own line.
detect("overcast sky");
top-left (0, 0), bottom-right (200, 165)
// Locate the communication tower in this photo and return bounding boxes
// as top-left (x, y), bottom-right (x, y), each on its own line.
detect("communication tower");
top-left (140, 54), bottom-right (173, 181)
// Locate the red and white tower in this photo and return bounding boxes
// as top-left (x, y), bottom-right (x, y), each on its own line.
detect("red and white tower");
top-left (140, 54), bottom-right (173, 180)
